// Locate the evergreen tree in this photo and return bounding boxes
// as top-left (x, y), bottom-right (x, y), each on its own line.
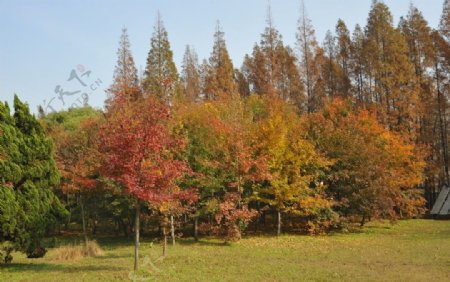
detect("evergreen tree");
top-left (143, 12), bottom-right (179, 102)
top-left (107, 27), bottom-right (140, 107)
top-left (0, 95), bottom-right (67, 263)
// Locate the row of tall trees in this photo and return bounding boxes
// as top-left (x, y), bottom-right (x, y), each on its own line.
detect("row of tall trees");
top-left (2, 0), bottom-right (447, 270)
top-left (47, 0), bottom-right (443, 270)
top-left (135, 0), bottom-right (449, 208)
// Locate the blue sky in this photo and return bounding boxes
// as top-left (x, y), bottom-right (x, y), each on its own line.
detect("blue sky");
top-left (0, 0), bottom-right (443, 113)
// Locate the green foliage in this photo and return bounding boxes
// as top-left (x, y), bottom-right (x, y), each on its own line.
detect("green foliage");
top-left (0, 95), bottom-right (68, 263)
top-left (41, 106), bottom-right (101, 132)
top-left (143, 13), bottom-right (179, 101)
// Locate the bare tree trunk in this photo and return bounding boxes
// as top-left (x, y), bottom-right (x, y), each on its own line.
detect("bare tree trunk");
top-left (194, 217), bottom-right (198, 242)
top-left (436, 59), bottom-right (450, 184)
top-left (79, 193), bottom-right (88, 246)
top-left (134, 202), bottom-right (140, 271)
top-left (277, 211), bottom-right (281, 236)
top-left (170, 215), bottom-right (175, 246)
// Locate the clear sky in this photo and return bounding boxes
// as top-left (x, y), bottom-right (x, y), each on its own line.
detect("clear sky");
top-left (0, 0), bottom-right (444, 114)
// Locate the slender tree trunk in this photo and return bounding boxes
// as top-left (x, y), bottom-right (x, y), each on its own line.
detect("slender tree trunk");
top-left (134, 202), bottom-right (140, 271)
top-left (194, 217), bottom-right (198, 242)
top-left (254, 203), bottom-right (260, 233)
top-left (66, 194), bottom-right (71, 231)
top-left (170, 215), bottom-right (175, 246)
top-left (262, 211), bottom-right (266, 228)
top-left (79, 193), bottom-right (88, 246)
top-left (360, 214), bottom-right (366, 227)
top-left (436, 60), bottom-right (450, 184)
top-left (162, 227), bottom-right (167, 256)
top-left (277, 211), bottom-right (281, 236)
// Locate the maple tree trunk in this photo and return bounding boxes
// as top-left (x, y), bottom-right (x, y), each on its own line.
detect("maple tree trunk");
top-left (194, 217), bottom-right (198, 241)
top-left (79, 193), bottom-right (88, 246)
top-left (170, 215), bottom-right (175, 246)
top-left (134, 202), bottom-right (140, 271)
top-left (277, 211), bottom-right (281, 236)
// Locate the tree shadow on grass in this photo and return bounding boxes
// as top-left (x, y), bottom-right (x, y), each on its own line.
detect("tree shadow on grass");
top-left (93, 253), bottom-right (131, 260)
top-left (1, 262), bottom-right (126, 273)
top-left (177, 238), bottom-right (231, 247)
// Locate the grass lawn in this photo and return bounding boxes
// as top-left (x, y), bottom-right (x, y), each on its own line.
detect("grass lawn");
top-left (1, 219), bottom-right (449, 281)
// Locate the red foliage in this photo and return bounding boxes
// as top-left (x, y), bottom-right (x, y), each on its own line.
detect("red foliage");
top-left (200, 192), bottom-right (257, 242)
top-left (100, 97), bottom-right (195, 204)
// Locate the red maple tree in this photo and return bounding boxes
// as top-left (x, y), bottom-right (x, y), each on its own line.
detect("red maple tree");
top-left (100, 96), bottom-right (195, 270)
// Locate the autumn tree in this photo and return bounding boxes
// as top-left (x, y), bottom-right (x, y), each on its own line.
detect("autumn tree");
top-left (42, 107), bottom-right (103, 245)
top-left (350, 24), bottom-right (367, 104)
top-left (296, 1), bottom-right (320, 112)
top-left (143, 12), bottom-right (179, 102)
top-left (107, 27), bottom-right (141, 108)
top-left (181, 45), bottom-right (201, 102)
top-left (174, 96), bottom-right (268, 241)
top-left (235, 68), bottom-right (250, 98)
top-left (399, 5), bottom-right (443, 205)
top-left (307, 99), bottom-right (425, 225)
top-left (440, 0), bottom-right (450, 42)
top-left (100, 96), bottom-right (192, 270)
top-left (243, 6), bottom-right (304, 109)
top-left (321, 31), bottom-right (339, 98)
top-left (363, 1), bottom-right (420, 135)
top-left (335, 19), bottom-right (352, 97)
top-left (204, 22), bottom-right (237, 99)
top-left (253, 96), bottom-right (330, 235)
top-left (429, 30), bottom-right (450, 189)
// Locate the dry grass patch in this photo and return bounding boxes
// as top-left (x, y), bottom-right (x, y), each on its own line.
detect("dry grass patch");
top-left (53, 240), bottom-right (103, 261)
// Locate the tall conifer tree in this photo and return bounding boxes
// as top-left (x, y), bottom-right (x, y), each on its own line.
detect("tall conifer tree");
top-left (107, 27), bottom-right (140, 107)
top-left (181, 45), bottom-right (201, 102)
top-left (204, 22), bottom-right (237, 99)
top-left (296, 0), bottom-right (319, 112)
top-left (144, 12), bottom-right (179, 102)
top-left (364, 1), bottom-right (420, 135)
